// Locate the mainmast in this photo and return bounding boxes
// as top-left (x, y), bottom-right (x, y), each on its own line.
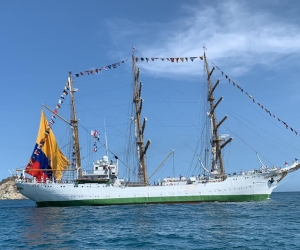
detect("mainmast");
top-left (68, 71), bottom-right (82, 177)
top-left (132, 55), bottom-right (151, 183)
top-left (204, 53), bottom-right (232, 177)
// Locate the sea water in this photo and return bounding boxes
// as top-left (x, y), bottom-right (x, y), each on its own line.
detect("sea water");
top-left (0, 192), bottom-right (299, 250)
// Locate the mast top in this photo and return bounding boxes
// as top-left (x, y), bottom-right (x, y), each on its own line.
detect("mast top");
top-left (132, 54), bottom-right (149, 183)
top-left (68, 71), bottom-right (82, 177)
top-left (204, 52), bottom-right (226, 177)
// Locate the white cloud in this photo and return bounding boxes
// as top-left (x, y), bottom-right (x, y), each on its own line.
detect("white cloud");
top-left (106, 1), bottom-right (300, 77)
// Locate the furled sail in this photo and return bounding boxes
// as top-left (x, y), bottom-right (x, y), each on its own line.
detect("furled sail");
top-left (25, 110), bottom-right (70, 181)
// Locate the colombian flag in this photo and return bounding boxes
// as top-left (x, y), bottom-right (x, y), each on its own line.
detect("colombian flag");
top-left (26, 110), bottom-right (70, 181)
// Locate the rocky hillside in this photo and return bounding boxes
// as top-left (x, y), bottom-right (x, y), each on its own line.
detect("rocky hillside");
top-left (0, 176), bottom-right (26, 199)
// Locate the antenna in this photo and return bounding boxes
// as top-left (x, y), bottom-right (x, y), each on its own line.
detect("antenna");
top-left (104, 118), bottom-right (108, 157)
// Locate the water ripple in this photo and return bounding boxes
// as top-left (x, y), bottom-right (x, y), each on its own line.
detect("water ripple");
top-left (0, 193), bottom-right (299, 249)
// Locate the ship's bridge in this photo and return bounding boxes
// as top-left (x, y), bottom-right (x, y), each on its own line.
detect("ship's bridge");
top-left (92, 155), bottom-right (118, 178)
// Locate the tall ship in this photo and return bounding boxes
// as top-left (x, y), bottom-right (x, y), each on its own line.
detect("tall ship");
top-left (16, 50), bottom-right (300, 207)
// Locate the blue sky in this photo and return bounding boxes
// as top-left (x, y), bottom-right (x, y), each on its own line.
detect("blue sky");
top-left (1, 0), bottom-right (300, 191)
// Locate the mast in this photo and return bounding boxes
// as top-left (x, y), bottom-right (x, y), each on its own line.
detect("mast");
top-left (204, 53), bottom-right (228, 176)
top-left (68, 71), bottom-right (82, 177)
top-left (132, 54), bottom-right (150, 183)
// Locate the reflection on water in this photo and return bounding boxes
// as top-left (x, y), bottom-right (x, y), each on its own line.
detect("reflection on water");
top-left (23, 207), bottom-right (72, 247)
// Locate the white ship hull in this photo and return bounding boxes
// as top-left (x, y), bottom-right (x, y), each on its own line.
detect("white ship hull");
top-left (16, 165), bottom-right (299, 207)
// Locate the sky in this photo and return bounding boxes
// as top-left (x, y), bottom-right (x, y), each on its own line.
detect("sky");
top-left (1, 0), bottom-right (300, 191)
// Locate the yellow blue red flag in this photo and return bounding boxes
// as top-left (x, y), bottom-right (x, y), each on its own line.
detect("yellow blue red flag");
top-left (26, 110), bottom-right (70, 181)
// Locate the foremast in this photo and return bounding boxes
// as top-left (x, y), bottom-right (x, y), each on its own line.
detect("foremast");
top-left (204, 53), bottom-right (232, 177)
top-left (68, 71), bottom-right (82, 177)
top-left (132, 55), bottom-right (151, 183)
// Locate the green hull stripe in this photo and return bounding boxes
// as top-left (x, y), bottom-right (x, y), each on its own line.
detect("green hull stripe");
top-left (36, 194), bottom-right (270, 207)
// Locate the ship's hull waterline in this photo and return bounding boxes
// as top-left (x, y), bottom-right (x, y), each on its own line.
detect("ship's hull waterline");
top-left (16, 173), bottom-right (277, 207)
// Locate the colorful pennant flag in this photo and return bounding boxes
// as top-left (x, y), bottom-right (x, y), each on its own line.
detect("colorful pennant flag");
top-left (93, 142), bottom-right (97, 152)
top-left (210, 60), bottom-right (299, 137)
top-left (74, 58), bottom-right (129, 78)
top-left (91, 130), bottom-right (100, 141)
top-left (133, 56), bottom-right (204, 63)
